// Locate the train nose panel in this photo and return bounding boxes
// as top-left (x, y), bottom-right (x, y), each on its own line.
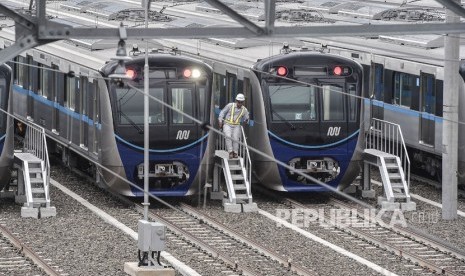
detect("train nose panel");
top-left (135, 161), bottom-right (190, 189)
top-left (287, 157), bottom-right (340, 184)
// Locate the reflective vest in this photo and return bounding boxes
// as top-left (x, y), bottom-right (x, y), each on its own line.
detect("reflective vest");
top-left (225, 104), bottom-right (245, 125)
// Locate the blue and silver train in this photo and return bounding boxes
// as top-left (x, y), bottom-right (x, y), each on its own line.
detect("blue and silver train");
top-left (0, 64), bottom-right (13, 190)
top-left (246, 52), bottom-right (364, 192)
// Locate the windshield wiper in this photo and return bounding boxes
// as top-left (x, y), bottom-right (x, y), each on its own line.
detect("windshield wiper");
top-left (119, 111), bottom-right (144, 134)
top-left (271, 109), bottom-right (296, 130)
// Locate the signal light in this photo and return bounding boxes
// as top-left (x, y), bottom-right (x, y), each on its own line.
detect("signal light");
top-left (183, 69), bottom-right (192, 78)
top-left (333, 66), bottom-right (342, 76)
top-left (126, 69), bottom-right (135, 79)
top-left (277, 66), bottom-right (288, 76)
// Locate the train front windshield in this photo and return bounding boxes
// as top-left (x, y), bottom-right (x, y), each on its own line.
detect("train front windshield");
top-left (269, 83), bottom-right (353, 123)
top-left (116, 87), bottom-right (166, 125)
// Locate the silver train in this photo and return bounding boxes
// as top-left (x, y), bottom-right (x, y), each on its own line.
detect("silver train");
top-left (0, 0), bottom-right (463, 193)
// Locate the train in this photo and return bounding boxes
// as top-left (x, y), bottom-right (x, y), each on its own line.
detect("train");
top-left (0, 0), bottom-right (463, 195)
top-left (247, 52), bottom-right (364, 191)
top-left (0, 64), bottom-right (14, 191)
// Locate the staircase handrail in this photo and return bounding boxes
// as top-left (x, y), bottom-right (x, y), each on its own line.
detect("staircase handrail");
top-left (239, 126), bottom-right (252, 199)
top-left (366, 118), bottom-right (410, 188)
top-left (23, 124), bottom-right (50, 203)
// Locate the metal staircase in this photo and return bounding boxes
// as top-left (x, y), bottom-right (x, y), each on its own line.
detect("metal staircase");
top-left (14, 123), bottom-right (55, 218)
top-left (363, 118), bottom-right (415, 211)
top-left (212, 126), bottom-right (257, 213)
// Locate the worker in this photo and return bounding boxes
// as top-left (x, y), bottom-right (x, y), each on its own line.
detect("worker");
top-left (218, 93), bottom-right (249, 159)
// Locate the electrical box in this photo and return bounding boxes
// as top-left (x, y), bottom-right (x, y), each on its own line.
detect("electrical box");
top-left (138, 220), bottom-right (166, 252)
top-left (150, 222), bottom-right (166, 251)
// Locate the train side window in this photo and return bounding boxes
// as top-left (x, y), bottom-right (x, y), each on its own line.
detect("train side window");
top-left (227, 72), bottom-right (237, 101)
top-left (66, 76), bottom-right (77, 110)
top-left (348, 84), bottom-right (358, 122)
top-left (40, 65), bottom-right (51, 98)
top-left (216, 74), bottom-right (227, 108)
top-left (171, 87), bottom-right (194, 124)
top-left (373, 63), bottom-right (384, 100)
top-left (420, 73), bottom-right (436, 114)
top-left (394, 72), bottom-right (416, 108)
top-left (322, 85), bottom-right (345, 121)
top-left (16, 56), bottom-right (26, 87)
top-left (198, 87), bottom-right (205, 122)
top-left (81, 77), bottom-right (88, 115)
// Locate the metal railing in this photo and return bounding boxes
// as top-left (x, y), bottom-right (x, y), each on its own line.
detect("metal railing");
top-left (23, 123), bottom-right (50, 201)
top-left (365, 118), bottom-right (410, 188)
top-left (216, 125), bottom-right (252, 199)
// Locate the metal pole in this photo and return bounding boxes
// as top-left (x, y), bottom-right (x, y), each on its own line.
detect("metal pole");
top-left (442, 0), bottom-right (459, 220)
top-left (143, 0), bottom-right (150, 221)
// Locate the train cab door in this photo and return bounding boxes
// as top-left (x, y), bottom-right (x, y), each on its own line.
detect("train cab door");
top-left (419, 72), bottom-right (436, 146)
top-left (168, 84), bottom-right (198, 147)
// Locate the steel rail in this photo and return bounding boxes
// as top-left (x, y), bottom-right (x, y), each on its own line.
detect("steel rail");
top-left (134, 204), bottom-right (258, 276)
top-left (0, 224), bottom-right (61, 276)
top-left (287, 197), bottom-right (463, 276)
top-left (179, 202), bottom-right (316, 276)
top-left (330, 197), bottom-right (465, 260)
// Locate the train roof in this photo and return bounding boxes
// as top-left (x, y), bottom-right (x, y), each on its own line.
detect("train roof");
top-left (0, 0), bottom-right (461, 79)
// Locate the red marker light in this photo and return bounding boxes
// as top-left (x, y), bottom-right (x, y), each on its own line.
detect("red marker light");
top-left (126, 69), bottom-right (135, 79)
top-left (333, 66), bottom-right (342, 76)
top-left (277, 66), bottom-right (288, 76)
top-left (183, 69), bottom-right (192, 78)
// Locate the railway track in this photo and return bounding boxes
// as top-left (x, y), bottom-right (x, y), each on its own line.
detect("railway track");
top-left (0, 222), bottom-right (61, 276)
top-left (285, 196), bottom-right (465, 276)
top-left (134, 203), bottom-right (315, 276)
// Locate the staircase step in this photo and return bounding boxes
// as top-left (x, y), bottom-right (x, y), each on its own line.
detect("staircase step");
top-left (390, 184), bottom-right (405, 189)
top-left (388, 173), bottom-right (401, 179)
top-left (33, 198), bottom-right (48, 204)
top-left (385, 163), bottom-right (398, 168)
top-left (30, 178), bottom-right (44, 184)
top-left (231, 175), bottom-right (244, 181)
top-left (229, 165), bottom-right (242, 170)
top-left (233, 184), bottom-right (247, 190)
top-left (392, 194), bottom-right (407, 199)
top-left (236, 194), bottom-right (249, 200)
top-left (29, 168), bottom-right (43, 173)
top-left (31, 188), bottom-right (45, 193)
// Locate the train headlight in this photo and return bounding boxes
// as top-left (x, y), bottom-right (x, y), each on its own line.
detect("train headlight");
top-left (183, 69), bottom-right (192, 78)
top-left (192, 69), bottom-right (201, 78)
top-left (333, 66), bottom-right (342, 76)
top-left (126, 69), bottom-right (136, 79)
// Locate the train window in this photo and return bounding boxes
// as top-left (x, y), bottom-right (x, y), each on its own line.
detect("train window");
top-left (214, 73), bottom-right (226, 110)
top-left (171, 87), bottom-right (194, 124)
top-left (348, 84), bottom-right (358, 122)
top-left (198, 87), bottom-right (206, 122)
top-left (269, 85), bottom-right (317, 121)
top-left (322, 85), bottom-right (345, 121)
top-left (227, 72), bottom-right (237, 101)
top-left (81, 77), bottom-right (88, 115)
top-left (16, 56), bottom-right (26, 87)
top-left (40, 65), bottom-right (51, 98)
top-left (394, 72), bottom-right (416, 108)
top-left (116, 87), bottom-right (165, 125)
top-left (373, 63), bottom-right (384, 100)
top-left (420, 73), bottom-right (436, 114)
top-left (66, 77), bottom-right (77, 110)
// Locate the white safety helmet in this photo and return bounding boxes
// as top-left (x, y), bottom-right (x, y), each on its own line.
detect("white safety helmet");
top-left (235, 93), bottom-right (245, 101)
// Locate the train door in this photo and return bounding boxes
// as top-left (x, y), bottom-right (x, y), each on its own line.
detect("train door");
top-left (80, 76), bottom-right (89, 149)
top-left (419, 72), bottom-right (436, 146)
top-left (168, 84), bottom-right (198, 145)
